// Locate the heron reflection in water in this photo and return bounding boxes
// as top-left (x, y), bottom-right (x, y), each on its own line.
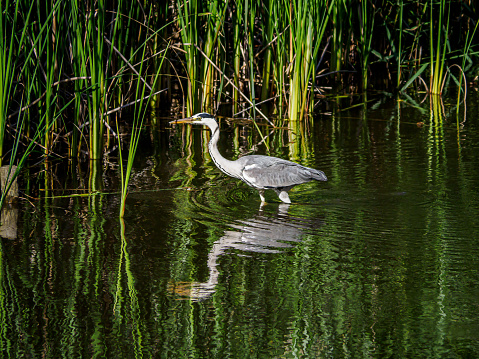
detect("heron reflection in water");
top-left (169, 204), bottom-right (321, 301)
top-left (170, 113), bottom-right (328, 204)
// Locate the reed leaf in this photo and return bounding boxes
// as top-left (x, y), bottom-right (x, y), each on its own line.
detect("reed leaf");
top-left (358, 0), bottom-right (375, 91)
top-left (430, 0), bottom-right (450, 95)
top-left (0, 0), bottom-right (36, 166)
top-left (176, 0), bottom-right (200, 115)
top-left (260, 0), bottom-right (274, 105)
top-left (287, 0), bottom-right (334, 121)
top-left (87, 0), bottom-right (107, 160)
top-left (456, 20), bottom-right (478, 110)
top-left (117, 36), bottom-right (167, 218)
top-left (400, 62), bottom-right (429, 92)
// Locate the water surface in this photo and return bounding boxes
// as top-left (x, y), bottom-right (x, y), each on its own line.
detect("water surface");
top-left (1, 94), bottom-right (479, 357)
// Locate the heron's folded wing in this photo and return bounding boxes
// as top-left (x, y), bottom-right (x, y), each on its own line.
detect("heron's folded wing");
top-left (242, 162), bottom-right (314, 188)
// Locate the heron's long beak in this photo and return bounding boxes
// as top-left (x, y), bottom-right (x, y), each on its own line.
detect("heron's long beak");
top-left (169, 117), bottom-right (193, 125)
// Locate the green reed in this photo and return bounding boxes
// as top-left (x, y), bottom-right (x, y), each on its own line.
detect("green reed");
top-left (0, 0), bottom-right (34, 166)
top-left (271, 0), bottom-right (288, 117)
top-left (232, 2), bottom-right (243, 115)
top-left (176, 0), bottom-right (228, 114)
top-left (68, 0), bottom-right (89, 158)
top-left (150, 2), bottom-right (171, 113)
top-left (246, 0), bottom-right (257, 112)
top-left (0, 0), bottom-right (62, 209)
top-left (330, 0), bottom-right (351, 78)
top-left (396, 0), bottom-right (404, 89)
top-left (287, 0), bottom-right (333, 121)
top-left (202, 0), bottom-right (225, 110)
top-left (358, 0), bottom-right (374, 91)
top-left (41, 1), bottom-right (63, 152)
top-left (429, 0), bottom-right (450, 95)
top-left (176, 0), bottom-right (200, 115)
top-left (260, 0), bottom-right (274, 105)
top-left (1, 0), bottom-right (478, 184)
top-left (87, 0), bottom-right (107, 160)
top-left (117, 29), bottom-right (166, 218)
top-left (456, 21), bottom-right (479, 110)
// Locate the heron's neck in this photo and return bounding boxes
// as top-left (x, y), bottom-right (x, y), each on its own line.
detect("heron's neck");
top-left (207, 123), bottom-right (239, 178)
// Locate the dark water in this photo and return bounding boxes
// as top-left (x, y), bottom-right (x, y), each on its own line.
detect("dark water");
top-left (2, 94), bottom-right (479, 358)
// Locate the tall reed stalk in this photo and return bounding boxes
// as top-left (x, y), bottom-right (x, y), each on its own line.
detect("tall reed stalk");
top-left (1, 0), bottom-right (478, 184)
top-left (176, 0), bottom-right (200, 115)
top-left (0, 0), bottom-right (34, 166)
top-left (260, 0), bottom-right (274, 105)
top-left (87, 0), bottom-right (107, 160)
top-left (271, 0), bottom-right (287, 117)
top-left (246, 0), bottom-right (257, 113)
top-left (68, 0), bottom-right (89, 158)
top-left (0, 0), bottom-right (60, 210)
top-left (330, 0), bottom-right (351, 81)
top-left (177, 0), bottom-right (228, 114)
top-left (358, 0), bottom-right (374, 92)
top-left (287, 0), bottom-right (333, 121)
top-left (396, 0), bottom-right (404, 89)
top-left (117, 34), bottom-right (166, 218)
top-left (232, 2), bottom-right (243, 114)
top-left (201, 0), bottom-right (226, 110)
top-left (150, 2), bottom-right (170, 113)
top-left (429, 0), bottom-right (450, 95)
top-left (38, 0), bottom-right (64, 153)
top-left (456, 20), bottom-right (478, 110)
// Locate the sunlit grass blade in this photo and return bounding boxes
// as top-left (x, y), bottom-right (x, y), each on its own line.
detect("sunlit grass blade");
top-left (430, 0), bottom-right (450, 95)
top-left (358, 0), bottom-right (375, 92)
top-left (117, 38), bottom-right (168, 218)
top-left (176, 0), bottom-right (200, 115)
top-left (400, 62), bottom-right (429, 92)
top-left (287, 0), bottom-right (334, 121)
top-left (0, 0), bottom-right (36, 166)
top-left (87, 0), bottom-right (107, 160)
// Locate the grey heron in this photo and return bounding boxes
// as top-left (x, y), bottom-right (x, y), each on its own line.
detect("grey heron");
top-left (170, 113), bottom-right (327, 204)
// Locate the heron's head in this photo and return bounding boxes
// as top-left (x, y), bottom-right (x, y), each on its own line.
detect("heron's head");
top-left (169, 113), bottom-right (216, 127)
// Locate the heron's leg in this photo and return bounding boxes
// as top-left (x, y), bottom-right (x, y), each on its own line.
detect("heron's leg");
top-left (258, 189), bottom-right (266, 203)
top-left (274, 189), bottom-right (291, 204)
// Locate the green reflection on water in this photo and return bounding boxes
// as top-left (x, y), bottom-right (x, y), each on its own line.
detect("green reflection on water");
top-left (1, 95), bottom-right (479, 357)
top-left (114, 219), bottom-right (145, 358)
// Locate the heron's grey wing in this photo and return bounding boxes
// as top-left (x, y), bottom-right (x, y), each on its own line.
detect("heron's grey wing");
top-left (242, 160), bottom-right (319, 189)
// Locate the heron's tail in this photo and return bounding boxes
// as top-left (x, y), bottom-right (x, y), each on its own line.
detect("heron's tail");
top-left (311, 169), bottom-right (328, 181)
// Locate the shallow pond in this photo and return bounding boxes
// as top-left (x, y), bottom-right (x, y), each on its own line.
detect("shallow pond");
top-left (1, 93), bottom-right (479, 357)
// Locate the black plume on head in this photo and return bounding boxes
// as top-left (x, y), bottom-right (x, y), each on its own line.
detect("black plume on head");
top-left (195, 112), bottom-right (215, 119)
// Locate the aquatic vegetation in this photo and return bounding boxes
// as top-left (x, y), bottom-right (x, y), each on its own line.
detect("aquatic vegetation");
top-left (429, 0), bottom-right (450, 95)
top-left (1, 1), bottom-right (479, 356)
top-left (170, 113), bottom-right (327, 203)
top-left (0, 0), bottom-right (34, 166)
top-left (0, 0), bottom-right (478, 210)
top-left (117, 36), bottom-right (166, 218)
